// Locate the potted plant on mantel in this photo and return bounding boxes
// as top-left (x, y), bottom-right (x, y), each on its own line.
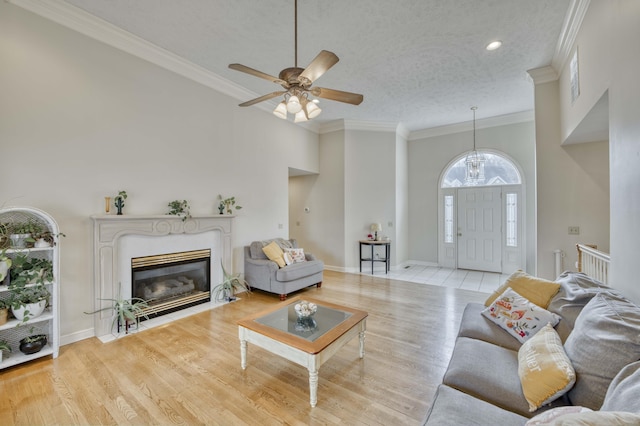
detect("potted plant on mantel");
top-left (167, 200), bottom-right (192, 222)
top-left (217, 195), bottom-right (242, 215)
top-left (212, 261), bottom-right (251, 302)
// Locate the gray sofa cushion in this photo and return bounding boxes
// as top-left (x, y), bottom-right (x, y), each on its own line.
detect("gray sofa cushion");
top-left (249, 238), bottom-right (297, 260)
top-left (601, 360), bottom-right (640, 413)
top-left (276, 260), bottom-right (323, 282)
top-left (443, 337), bottom-right (539, 417)
top-left (424, 384), bottom-right (527, 425)
top-left (564, 292), bottom-right (640, 410)
top-left (548, 271), bottom-right (613, 342)
top-left (249, 241), bottom-right (268, 260)
top-left (456, 303), bottom-right (522, 351)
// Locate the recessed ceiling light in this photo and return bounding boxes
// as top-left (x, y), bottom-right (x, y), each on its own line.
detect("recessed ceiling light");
top-left (486, 40), bottom-right (503, 51)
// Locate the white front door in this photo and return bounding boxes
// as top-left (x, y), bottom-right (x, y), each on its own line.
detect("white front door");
top-left (457, 187), bottom-right (502, 272)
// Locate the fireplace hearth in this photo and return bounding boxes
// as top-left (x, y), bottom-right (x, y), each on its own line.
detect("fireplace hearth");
top-left (132, 249), bottom-right (211, 319)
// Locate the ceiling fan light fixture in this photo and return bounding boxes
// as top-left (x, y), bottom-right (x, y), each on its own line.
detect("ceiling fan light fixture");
top-left (286, 95), bottom-right (302, 113)
top-left (294, 110), bottom-right (308, 123)
top-left (305, 101), bottom-right (321, 118)
top-left (273, 101), bottom-right (288, 119)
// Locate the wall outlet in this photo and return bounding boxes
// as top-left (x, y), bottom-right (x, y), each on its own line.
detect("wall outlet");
top-left (568, 226), bottom-right (580, 235)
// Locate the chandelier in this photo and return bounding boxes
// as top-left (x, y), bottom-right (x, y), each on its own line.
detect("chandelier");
top-left (465, 106), bottom-right (485, 185)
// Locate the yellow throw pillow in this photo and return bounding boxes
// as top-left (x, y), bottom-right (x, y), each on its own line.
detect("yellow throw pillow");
top-left (518, 323), bottom-right (576, 412)
top-left (262, 241), bottom-right (286, 268)
top-left (485, 270), bottom-right (560, 308)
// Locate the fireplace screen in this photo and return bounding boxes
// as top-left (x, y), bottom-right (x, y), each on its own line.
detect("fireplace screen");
top-left (131, 249), bottom-right (211, 319)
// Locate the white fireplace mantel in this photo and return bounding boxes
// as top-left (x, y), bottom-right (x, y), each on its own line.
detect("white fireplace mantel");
top-left (91, 215), bottom-right (233, 338)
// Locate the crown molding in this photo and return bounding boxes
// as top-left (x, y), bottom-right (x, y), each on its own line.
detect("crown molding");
top-left (7, 0), bottom-right (257, 103)
top-left (318, 120), bottom-right (399, 135)
top-left (551, 0), bottom-right (591, 73)
top-left (408, 110), bottom-right (534, 141)
top-left (527, 66), bottom-right (559, 85)
top-left (396, 123), bottom-right (410, 140)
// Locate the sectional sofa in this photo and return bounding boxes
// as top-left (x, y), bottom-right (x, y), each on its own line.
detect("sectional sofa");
top-left (424, 271), bottom-right (640, 425)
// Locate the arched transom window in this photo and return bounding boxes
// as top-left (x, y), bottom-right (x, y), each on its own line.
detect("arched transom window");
top-left (442, 151), bottom-right (521, 188)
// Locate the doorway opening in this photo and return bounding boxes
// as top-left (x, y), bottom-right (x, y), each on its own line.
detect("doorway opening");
top-left (438, 150), bottom-right (524, 273)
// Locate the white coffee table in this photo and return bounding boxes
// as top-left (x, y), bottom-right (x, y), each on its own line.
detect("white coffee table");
top-left (237, 296), bottom-right (368, 407)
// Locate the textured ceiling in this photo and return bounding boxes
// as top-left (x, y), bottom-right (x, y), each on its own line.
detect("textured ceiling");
top-left (62, 0), bottom-right (571, 131)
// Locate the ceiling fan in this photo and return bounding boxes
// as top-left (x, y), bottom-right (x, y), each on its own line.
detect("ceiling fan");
top-left (228, 0), bottom-right (363, 122)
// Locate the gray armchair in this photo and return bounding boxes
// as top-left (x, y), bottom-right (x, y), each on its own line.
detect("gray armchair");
top-left (244, 239), bottom-right (324, 300)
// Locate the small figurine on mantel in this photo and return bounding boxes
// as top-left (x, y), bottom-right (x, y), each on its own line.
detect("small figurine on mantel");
top-left (114, 190), bottom-right (127, 215)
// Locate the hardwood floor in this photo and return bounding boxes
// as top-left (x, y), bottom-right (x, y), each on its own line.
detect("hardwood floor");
top-left (0, 270), bottom-right (488, 425)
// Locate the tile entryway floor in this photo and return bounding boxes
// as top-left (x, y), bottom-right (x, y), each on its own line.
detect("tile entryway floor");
top-left (361, 264), bottom-right (511, 294)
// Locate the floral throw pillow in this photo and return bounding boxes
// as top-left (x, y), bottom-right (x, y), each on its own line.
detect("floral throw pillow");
top-left (481, 287), bottom-right (561, 344)
top-left (285, 248), bottom-right (306, 263)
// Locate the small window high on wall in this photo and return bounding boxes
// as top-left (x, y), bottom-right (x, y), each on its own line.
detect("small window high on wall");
top-left (442, 151), bottom-right (521, 188)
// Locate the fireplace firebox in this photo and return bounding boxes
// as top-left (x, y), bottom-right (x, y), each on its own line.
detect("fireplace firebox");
top-left (131, 249), bottom-right (211, 319)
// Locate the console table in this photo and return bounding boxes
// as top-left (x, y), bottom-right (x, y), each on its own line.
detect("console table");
top-left (359, 240), bottom-right (391, 274)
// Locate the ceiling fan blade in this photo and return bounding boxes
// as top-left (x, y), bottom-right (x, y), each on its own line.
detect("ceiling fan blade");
top-left (298, 50), bottom-right (339, 85)
top-left (238, 91), bottom-right (287, 107)
top-left (229, 63), bottom-right (288, 87)
top-left (311, 87), bottom-right (364, 105)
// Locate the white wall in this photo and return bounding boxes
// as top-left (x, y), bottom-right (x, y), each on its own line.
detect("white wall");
top-left (0, 2), bottom-right (319, 342)
top-left (532, 79), bottom-right (610, 279)
top-left (552, 0), bottom-right (639, 301)
top-left (344, 129), bottom-right (398, 269)
top-left (395, 130), bottom-right (409, 266)
top-left (408, 121), bottom-right (537, 271)
top-left (292, 126), bottom-right (405, 272)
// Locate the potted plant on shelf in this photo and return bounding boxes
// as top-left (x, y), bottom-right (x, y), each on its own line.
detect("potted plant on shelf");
top-left (18, 326), bottom-right (47, 355)
top-left (8, 253), bottom-right (52, 323)
top-left (217, 195), bottom-right (242, 215)
top-left (0, 299), bottom-right (9, 326)
top-left (9, 253), bottom-right (53, 288)
top-left (167, 200), bottom-right (192, 222)
top-left (0, 248), bottom-right (11, 286)
top-left (7, 219), bottom-right (44, 248)
top-left (0, 223), bottom-right (9, 249)
top-left (85, 295), bottom-right (150, 335)
top-left (212, 261), bottom-right (251, 302)
top-left (31, 230), bottom-right (65, 249)
top-left (0, 339), bottom-right (11, 362)
top-left (9, 284), bottom-right (50, 323)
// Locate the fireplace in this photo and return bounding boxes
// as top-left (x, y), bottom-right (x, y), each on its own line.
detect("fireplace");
top-left (131, 249), bottom-right (211, 319)
top-left (91, 214), bottom-right (233, 340)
